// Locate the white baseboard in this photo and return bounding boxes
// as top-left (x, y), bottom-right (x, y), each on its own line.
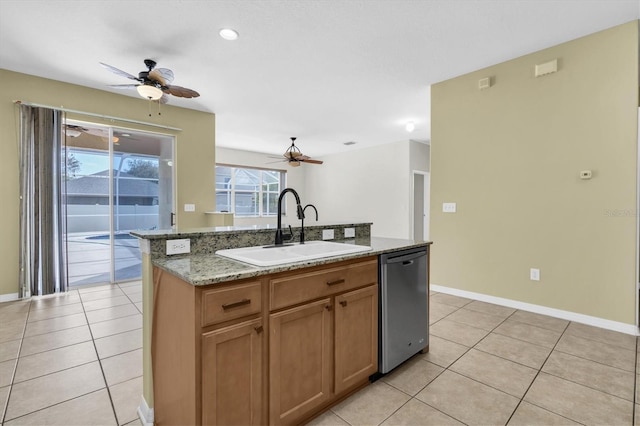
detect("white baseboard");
top-left (137, 395), bottom-right (154, 426)
top-left (431, 284), bottom-right (640, 336)
top-left (0, 293), bottom-right (19, 303)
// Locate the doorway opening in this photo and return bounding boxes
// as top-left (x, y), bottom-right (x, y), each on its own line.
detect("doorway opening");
top-left (412, 172), bottom-right (430, 241)
top-left (63, 120), bottom-right (174, 286)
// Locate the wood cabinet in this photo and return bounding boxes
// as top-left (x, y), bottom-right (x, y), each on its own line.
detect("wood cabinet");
top-left (152, 255), bottom-right (378, 426)
top-left (202, 318), bottom-right (263, 426)
top-left (268, 258), bottom-right (378, 425)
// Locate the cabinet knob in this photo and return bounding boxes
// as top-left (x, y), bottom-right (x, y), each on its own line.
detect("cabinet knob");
top-left (254, 325), bottom-right (264, 334)
top-left (325, 305), bottom-right (332, 311)
top-left (339, 300), bottom-right (348, 307)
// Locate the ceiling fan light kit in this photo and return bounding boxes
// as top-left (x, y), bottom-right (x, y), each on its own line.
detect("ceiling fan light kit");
top-left (136, 83), bottom-right (163, 100)
top-left (270, 137), bottom-right (324, 167)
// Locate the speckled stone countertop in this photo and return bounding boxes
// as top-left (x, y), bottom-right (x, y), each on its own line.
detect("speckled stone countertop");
top-left (152, 237), bottom-right (431, 286)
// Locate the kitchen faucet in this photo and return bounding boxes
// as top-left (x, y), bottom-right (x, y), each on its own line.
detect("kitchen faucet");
top-left (274, 188), bottom-right (305, 246)
top-left (300, 204), bottom-right (318, 244)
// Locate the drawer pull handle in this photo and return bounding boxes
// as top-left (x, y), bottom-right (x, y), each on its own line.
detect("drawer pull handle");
top-left (222, 299), bottom-right (251, 310)
top-left (326, 279), bottom-right (345, 286)
top-left (254, 325), bottom-right (264, 334)
top-left (340, 300), bottom-right (348, 307)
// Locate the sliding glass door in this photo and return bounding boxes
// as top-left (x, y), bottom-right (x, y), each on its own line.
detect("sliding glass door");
top-left (64, 121), bottom-right (174, 286)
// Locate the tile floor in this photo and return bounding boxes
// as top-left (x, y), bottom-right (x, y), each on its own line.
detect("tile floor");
top-left (0, 287), bottom-right (638, 425)
top-left (0, 281), bottom-right (144, 425)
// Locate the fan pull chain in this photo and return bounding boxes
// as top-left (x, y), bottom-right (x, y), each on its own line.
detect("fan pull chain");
top-left (158, 101), bottom-right (161, 116)
top-left (148, 99), bottom-right (152, 117)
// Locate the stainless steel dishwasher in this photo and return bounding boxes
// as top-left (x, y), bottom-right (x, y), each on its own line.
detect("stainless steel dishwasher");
top-left (379, 247), bottom-right (429, 374)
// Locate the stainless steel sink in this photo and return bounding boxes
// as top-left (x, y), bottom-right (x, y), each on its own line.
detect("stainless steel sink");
top-left (215, 240), bottom-right (372, 266)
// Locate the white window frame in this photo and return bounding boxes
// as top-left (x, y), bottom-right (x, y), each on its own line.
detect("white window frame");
top-left (215, 164), bottom-right (286, 217)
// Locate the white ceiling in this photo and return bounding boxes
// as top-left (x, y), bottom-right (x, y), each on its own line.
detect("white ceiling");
top-left (1, 1), bottom-right (638, 157)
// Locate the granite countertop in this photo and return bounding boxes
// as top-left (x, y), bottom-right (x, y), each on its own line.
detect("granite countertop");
top-left (152, 237), bottom-right (431, 286)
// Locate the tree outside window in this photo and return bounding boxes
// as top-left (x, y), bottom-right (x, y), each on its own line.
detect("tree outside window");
top-left (215, 165), bottom-right (285, 216)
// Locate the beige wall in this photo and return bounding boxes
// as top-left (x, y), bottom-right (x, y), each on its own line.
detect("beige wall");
top-left (430, 21), bottom-right (639, 324)
top-left (0, 69), bottom-right (215, 297)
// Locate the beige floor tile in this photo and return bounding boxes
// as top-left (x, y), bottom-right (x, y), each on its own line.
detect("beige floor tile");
top-left (475, 332), bottom-right (552, 369)
top-left (4, 388), bottom-right (117, 425)
top-left (30, 292), bottom-right (81, 310)
top-left (0, 358), bottom-right (16, 387)
top-left (121, 286), bottom-right (142, 296)
top-left (126, 292), bottom-right (143, 303)
top-left (0, 385), bottom-right (9, 420)
top-left (134, 302), bottom-right (143, 313)
top-left (101, 348), bottom-right (142, 386)
top-left (565, 322), bottom-right (636, 350)
top-left (27, 303), bottom-right (84, 322)
top-left (14, 341), bottom-right (97, 383)
top-left (306, 410), bottom-right (350, 426)
top-left (0, 339), bottom-right (21, 363)
top-left (83, 295), bottom-right (132, 312)
top-left (381, 398), bottom-right (464, 426)
top-left (637, 375), bottom-right (640, 403)
top-left (110, 376), bottom-right (143, 425)
top-left (118, 280), bottom-right (142, 289)
top-left (19, 325), bottom-right (92, 356)
top-left (95, 328), bottom-right (143, 359)
top-left (464, 300), bottom-right (516, 319)
top-left (445, 307), bottom-right (506, 331)
top-left (381, 357), bottom-right (444, 396)
top-left (635, 404), bottom-right (640, 426)
top-left (508, 401), bottom-right (581, 425)
top-left (430, 293), bottom-right (472, 308)
top-left (542, 350), bottom-right (634, 401)
top-left (0, 301), bottom-right (31, 320)
top-left (80, 288), bottom-right (125, 302)
top-left (416, 370), bottom-right (519, 426)
top-left (77, 284), bottom-right (114, 294)
top-left (524, 372), bottom-right (633, 425)
top-left (122, 419), bottom-right (143, 426)
top-left (508, 310), bottom-right (569, 332)
top-left (332, 381), bottom-right (411, 426)
top-left (90, 314), bottom-right (142, 339)
top-left (0, 319), bottom-right (27, 344)
top-left (85, 304), bottom-right (140, 324)
top-left (494, 319), bottom-right (562, 348)
top-left (449, 349), bottom-right (538, 398)
top-left (24, 312), bottom-right (87, 337)
top-left (4, 361), bottom-right (105, 421)
top-left (417, 335), bottom-right (469, 368)
top-left (430, 318), bottom-right (489, 347)
top-left (429, 301), bottom-right (459, 324)
top-left (555, 333), bottom-right (635, 372)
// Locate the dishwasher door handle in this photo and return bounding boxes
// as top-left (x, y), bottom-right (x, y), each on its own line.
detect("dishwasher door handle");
top-left (385, 250), bottom-right (426, 264)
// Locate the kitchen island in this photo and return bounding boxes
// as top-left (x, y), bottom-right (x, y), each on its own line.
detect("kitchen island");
top-left (133, 224), bottom-right (430, 425)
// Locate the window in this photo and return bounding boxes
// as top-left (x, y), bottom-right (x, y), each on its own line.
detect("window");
top-left (216, 165), bottom-right (286, 216)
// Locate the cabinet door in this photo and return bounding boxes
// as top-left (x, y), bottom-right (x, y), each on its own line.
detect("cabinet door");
top-left (334, 285), bottom-right (378, 395)
top-left (269, 299), bottom-right (332, 425)
top-left (202, 318), bottom-right (263, 426)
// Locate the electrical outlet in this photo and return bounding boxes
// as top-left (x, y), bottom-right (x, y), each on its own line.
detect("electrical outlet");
top-left (530, 268), bottom-right (540, 281)
top-left (184, 204), bottom-right (196, 212)
top-left (442, 202), bottom-right (457, 213)
top-left (322, 229), bottom-right (335, 240)
top-left (344, 227), bottom-right (355, 238)
top-left (167, 239), bottom-right (190, 255)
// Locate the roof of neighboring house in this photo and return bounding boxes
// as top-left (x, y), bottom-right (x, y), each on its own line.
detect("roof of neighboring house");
top-left (66, 170), bottom-right (158, 197)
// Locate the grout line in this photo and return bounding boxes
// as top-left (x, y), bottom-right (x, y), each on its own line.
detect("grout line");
top-left (1, 299), bottom-right (31, 424)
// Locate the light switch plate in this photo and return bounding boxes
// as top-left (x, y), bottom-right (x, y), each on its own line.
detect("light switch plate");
top-left (344, 227), bottom-right (355, 238)
top-left (530, 268), bottom-right (540, 281)
top-left (442, 202), bottom-right (457, 213)
top-left (167, 239), bottom-right (190, 255)
top-left (322, 229), bottom-right (335, 240)
top-left (184, 204), bottom-right (196, 212)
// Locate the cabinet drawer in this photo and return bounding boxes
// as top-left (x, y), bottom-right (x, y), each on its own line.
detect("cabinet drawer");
top-left (270, 258), bottom-right (377, 310)
top-left (202, 281), bottom-right (262, 327)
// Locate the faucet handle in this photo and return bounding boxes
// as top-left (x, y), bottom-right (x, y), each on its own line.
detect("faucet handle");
top-left (283, 224), bottom-right (294, 241)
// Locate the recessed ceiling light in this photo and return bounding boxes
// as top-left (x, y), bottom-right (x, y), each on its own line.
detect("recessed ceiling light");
top-left (343, 141), bottom-right (357, 146)
top-left (405, 121), bottom-right (415, 132)
top-left (219, 28), bottom-right (239, 41)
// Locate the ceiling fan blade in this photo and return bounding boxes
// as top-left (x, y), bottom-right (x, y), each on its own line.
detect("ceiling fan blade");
top-left (107, 84), bottom-right (139, 89)
top-left (301, 159), bottom-right (324, 164)
top-left (100, 62), bottom-right (139, 81)
top-left (164, 85), bottom-right (200, 98)
top-left (158, 94), bottom-right (170, 104)
top-left (266, 159), bottom-right (287, 164)
top-left (150, 68), bottom-right (174, 85)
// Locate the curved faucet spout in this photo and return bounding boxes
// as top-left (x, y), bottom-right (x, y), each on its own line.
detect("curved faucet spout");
top-left (300, 204), bottom-right (319, 244)
top-left (275, 188), bottom-right (304, 246)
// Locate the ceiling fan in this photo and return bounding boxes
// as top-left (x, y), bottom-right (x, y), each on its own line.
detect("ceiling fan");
top-left (269, 137), bottom-right (324, 167)
top-left (100, 59), bottom-right (200, 103)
